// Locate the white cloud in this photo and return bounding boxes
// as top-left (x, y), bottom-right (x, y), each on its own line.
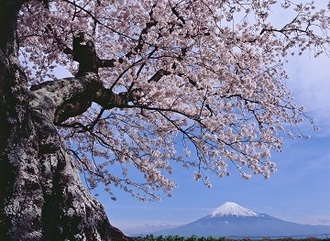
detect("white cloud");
top-left (285, 54), bottom-right (330, 135)
top-left (111, 219), bottom-right (182, 236)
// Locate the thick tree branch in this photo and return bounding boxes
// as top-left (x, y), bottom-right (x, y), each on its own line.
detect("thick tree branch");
top-left (29, 73), bottom-right (139, 125)
top-left (148, 69), bottom-right (171, 83)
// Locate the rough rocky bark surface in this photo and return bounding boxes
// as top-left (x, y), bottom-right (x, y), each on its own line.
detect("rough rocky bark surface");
top-left (0, 1), bottom-right (134, 240)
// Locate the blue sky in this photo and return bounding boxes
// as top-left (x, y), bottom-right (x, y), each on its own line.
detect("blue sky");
top-left (50, 3), bottom-right (330, 235)
top-left (52, 38), bottom-right (330, 236)
top-left (17, 0), bottom-right (328, 236)
top-left (95, 53), bottom-right (330, 235)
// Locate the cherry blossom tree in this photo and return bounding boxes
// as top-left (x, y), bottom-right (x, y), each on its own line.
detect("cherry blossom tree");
top-left (0, 0), bottom-right (329, 240)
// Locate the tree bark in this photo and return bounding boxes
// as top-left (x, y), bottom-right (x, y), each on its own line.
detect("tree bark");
top-left (0, 2), bottom-right (134, 241)
top-left (0, 55), bottom-right (134, 241)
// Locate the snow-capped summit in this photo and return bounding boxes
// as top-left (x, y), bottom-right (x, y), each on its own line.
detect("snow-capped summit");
top-left (150, 201), bottom-right (330, 238)
top-left (209, 201), bottom-right (259, 217)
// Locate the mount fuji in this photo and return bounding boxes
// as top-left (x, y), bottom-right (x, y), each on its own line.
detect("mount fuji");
top-left (150, 202), bottom-right (330, 238)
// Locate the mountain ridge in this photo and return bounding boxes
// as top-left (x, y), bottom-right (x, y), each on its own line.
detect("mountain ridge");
top-left (149, 202), bottom-right (330, 238)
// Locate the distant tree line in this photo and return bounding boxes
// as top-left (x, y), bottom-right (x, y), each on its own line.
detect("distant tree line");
top-left (135, 235), bottom-right (224, 241)
top-left (135, 235), bottom-right (330, 241)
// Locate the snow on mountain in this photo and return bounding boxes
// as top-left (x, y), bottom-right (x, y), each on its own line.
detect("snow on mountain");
top-left (209, 201), bottom-right (259, 217)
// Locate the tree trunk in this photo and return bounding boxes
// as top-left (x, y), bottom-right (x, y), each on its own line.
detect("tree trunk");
top-left (0, 56), bottom-right (134, 241)
top-left (0, 2), bottom-right (133, 241)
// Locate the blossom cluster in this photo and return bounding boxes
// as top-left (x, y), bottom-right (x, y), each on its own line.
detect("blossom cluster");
top-left (18, 0), bottom-right (329, 200)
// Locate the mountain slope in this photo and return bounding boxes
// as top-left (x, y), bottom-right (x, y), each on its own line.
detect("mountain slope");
top-left (151, 202), bottom-right (330, 238)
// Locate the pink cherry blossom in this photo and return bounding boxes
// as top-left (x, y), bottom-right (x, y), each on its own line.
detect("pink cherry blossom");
top-left (18, 0), bottom-right (329, 201)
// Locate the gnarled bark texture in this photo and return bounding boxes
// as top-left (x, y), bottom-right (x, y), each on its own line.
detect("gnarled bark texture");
top-left (0, 1), bottom-right (133, 240)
